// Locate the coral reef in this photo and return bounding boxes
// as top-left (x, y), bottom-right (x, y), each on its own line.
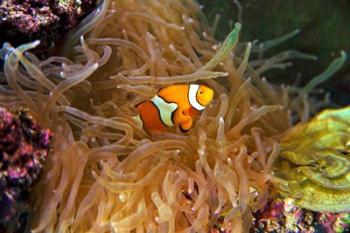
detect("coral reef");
top-left (0, 0), bottom-right (97, 55)
top-left (0, 107), bottom-right (52, 233)
top-left (251, 194), bottom-right (350, 233)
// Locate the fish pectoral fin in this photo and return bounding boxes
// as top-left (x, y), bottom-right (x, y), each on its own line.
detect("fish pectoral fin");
top-left (180, 117), bottom-right (193, 131)
top-left (132, 115), bottom-right (143, 128)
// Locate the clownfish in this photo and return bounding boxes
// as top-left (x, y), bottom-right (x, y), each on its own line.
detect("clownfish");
top-left (134, 84), bottom-right (214, 133)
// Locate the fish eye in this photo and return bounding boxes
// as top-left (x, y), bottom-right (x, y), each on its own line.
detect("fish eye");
top-left (199, 91), bottom-right (203, 94)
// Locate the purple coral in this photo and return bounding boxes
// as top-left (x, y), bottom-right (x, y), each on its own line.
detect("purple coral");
top-left (251, 194), bottom-right (350, 233)
top-left (0, 0), bottom-right (97, 55)
top-left (0, 107), bottom-right (52, 232)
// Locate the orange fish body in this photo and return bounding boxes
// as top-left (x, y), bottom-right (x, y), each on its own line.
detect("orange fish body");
top-left (135, 84), bottom-right (214, 133)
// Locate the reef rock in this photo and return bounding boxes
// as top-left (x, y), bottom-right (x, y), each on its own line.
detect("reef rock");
top-left (0, 0), bottom-right (97, 55)
top-left (0, 107), bottom-right (53, 233)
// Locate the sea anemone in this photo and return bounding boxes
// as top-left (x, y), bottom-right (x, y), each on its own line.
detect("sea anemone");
top-left (0, 0), bottom-right (346, 232)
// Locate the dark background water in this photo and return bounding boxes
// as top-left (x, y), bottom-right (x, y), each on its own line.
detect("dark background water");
top-left (199, 0), bottom-right (350, 106)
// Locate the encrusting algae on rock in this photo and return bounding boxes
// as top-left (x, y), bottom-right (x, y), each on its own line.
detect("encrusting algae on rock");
top-left (0, 0), bottom-right (349, 232)
top-left (0, 107), bottom-right (53, 233)
top-left (251, 193), bottom-right (350, 233)
top-left (0, 0), bottom-right (98, 55)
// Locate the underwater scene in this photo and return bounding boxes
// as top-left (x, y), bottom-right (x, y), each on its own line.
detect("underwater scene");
top-left (0, 0), bottom-right (349, 232)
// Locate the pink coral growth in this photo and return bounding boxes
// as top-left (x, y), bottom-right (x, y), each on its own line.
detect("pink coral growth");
top-left (251, 194), bottom-right (350, 233)
top-left (0, 107), bottom-right (52, 232)
top-left (0, 107), bottom-right (52, 188)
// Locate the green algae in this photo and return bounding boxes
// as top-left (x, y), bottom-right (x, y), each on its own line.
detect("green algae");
top-left (275, 106), bottom-right (350, 212)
